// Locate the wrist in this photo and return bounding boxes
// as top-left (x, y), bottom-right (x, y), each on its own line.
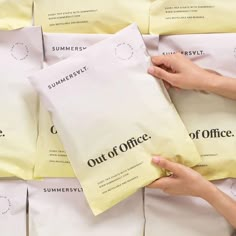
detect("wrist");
top-left (201, 71), bottom-right (224, 94)
top-left (198, 181), bottom-right (219, 203)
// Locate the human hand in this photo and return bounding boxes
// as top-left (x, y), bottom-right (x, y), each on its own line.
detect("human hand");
top-left (148, 156), bottom-right (214, 198)
top-left (148, 53), bottom-right (216, 91)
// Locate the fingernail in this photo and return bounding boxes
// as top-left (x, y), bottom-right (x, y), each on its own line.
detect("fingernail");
top-left (152, 156), bottom-right (161, 164)
top-left (148, 67), bottom-right (155, 74)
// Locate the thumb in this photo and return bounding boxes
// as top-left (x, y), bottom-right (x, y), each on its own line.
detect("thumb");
top-left (148, 177), bottom-right (174, 189)
top-left (152, 156), bottom-right (183, 176)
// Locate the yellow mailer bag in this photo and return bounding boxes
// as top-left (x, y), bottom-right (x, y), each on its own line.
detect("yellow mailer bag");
top-left (29, 24), bottom-right (200, 215)
top-left (0, 27), bottom-right (43, 179)
top-left (34, 0), bottom-right (151, 33)
top-left (150, 0), bottom-right (236, 35)
top-left (34, 33), bottom-right (159, 178)
top-left (0, 0), bottom-right (32, 30)
top-left (158, 33), bottom-right (236, 180)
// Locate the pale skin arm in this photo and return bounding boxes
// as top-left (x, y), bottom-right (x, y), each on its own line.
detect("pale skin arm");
top-left (148, 157), bottom-right (236, 228)
top-left (148, 53), bottom-right (236, 100)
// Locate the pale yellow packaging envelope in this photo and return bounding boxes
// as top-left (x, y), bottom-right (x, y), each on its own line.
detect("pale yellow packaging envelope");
top-left (158, 33), bottom-right (236, 180)
top-left (35, 33), bottom-right (159, 178)
top-left (0, 0), bottom-right (32, 30)
top-left (0, 27), bottom-right (43, 179)
top-left (150, 0), bottom-right (236, 35)
top-left (34, 0), bottom-right (151, 33)
top-left (29, 24), bottom-right (201, 215)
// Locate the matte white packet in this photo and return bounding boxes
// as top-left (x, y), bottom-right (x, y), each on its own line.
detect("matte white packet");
top-left (44, 33), bottom-right (159, 65)
top-left (0, 180), bottom-right (27, 236)
top-left (0, 27), bottom-right (43, 179)
top-left (34, 33), bottom-right (159, 178)
top-left (29, 24), bottom-right (200, 215)
top-left (144, 179), bottom-right (236, 236)
top-left (28, 178), bottom-right (144, 236)
top-left (158, 33), bottom-right (236, 180)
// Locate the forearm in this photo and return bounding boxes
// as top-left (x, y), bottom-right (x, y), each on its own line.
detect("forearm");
top-left (205, 73), bottom-right (236, 100)
top-left (200, 183), bottom-right (236, 228)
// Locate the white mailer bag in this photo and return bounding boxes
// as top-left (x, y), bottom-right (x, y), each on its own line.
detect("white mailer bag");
top-left (29, 24), bottom-right (200, 215)
top-left (144, 178), bottom-right (236, 236)
top-left (0, 180), bottom-right (27, 236)
top-left (34, 33), bottom-right (159, 178)
top-left (28, 178), bottom-right (144, 236)
top-left (44, 33), bottom-right (159, 65)
top-left (0, 27), bottom-right (43, 179)
top-left (158, 33), bottom-right (236, 180)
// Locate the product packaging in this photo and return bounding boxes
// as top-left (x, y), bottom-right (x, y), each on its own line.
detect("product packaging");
top-left (34, 0), bottom-right (151, 33)
top-left (0, 0), bottom-right (32, 30)
top-left (0, 27), bottom-right (43, 179)
top-left (28, 178), bottom-right (144, 236)
top-left (0, 180), bottom-right (27, 236)
top-left (34, 33), bottom-right (159, 178)
top-left (29, 24), bottom-right (200, 214)
top-left (144, 178), bottom-right (236, 236)
top-left (158, 33), bottom-right (236, 180)
top-left (150, 0), bottom-right (236, 34)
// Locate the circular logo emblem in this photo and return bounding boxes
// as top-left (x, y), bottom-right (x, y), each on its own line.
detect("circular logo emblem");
top-left (10, 42), bottom-right (29, 60)
top-left (0, 196), bottom-right (11, 215)
top-left (115, 43), bottom-right (134, 60)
